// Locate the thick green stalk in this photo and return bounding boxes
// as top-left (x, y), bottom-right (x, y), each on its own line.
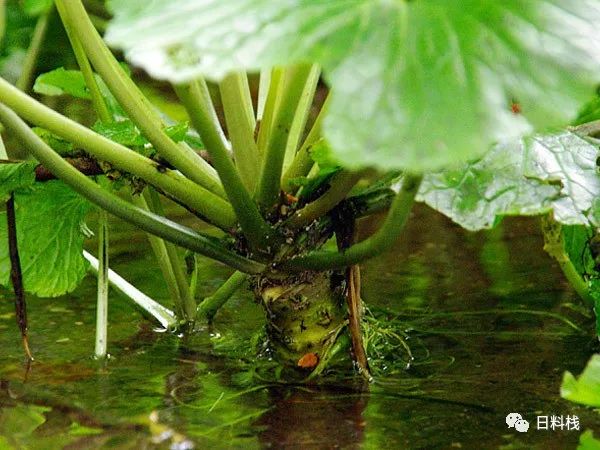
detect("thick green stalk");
top-left (94, 210), bottom-right (109, 358)
top-left (282, 65), bottom-right (320, 173)
top-left (257, 67), bottom-right (284, 155)
top-left (281, 175), bottom-right (423, 271)
top-left (145, 188), bottom-right (197, 320)
top-left (281, 94), bottom-right (330, 192)
top-left (256, 69), bottom-right (271, 123)
top-left (0, 103), bottom-right (265, 273)
top-left (219, 72), bottom-right (260, 191)
top-left (132, 191), bottom-right (190, 319)
top-left (15, 8), bottom-right (51, 92)
top-left (256, 65), bottom-right (313, 210)
top-left (0, 77), bottom-right (236, 229)
top-left (61, 7), bottom-right (195, 319)
top-left (175, 81), bottom-right (273, 250)
top-left (83, 250), bottom-right (177, 329)
top-left (56, 0), bottom-right (111, 123)
top-left (284, 171), bottom-right (361, 230)
top-left (133, 197), bottom-right (180, 302)
top-left (196, 271), bottom-right (248, 321)
top-left (178, 77), bottom-right (229, 160)
top-left (55, 0), bottom-right (223, 196)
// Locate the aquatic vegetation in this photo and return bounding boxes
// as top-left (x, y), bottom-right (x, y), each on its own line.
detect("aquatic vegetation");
top-left (1, 0), bottom-right (600, 396)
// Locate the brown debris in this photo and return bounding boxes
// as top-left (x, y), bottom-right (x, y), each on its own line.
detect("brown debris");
top-left (297, 352), bottom-right (319, 369)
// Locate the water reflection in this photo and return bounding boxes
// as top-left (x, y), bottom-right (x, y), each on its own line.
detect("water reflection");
top-left (0, 207), bottom-right (598, 448)
top-left (255, 385), bottom-right (368, 449)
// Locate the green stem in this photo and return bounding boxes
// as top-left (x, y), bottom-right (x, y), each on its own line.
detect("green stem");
top-left (175, 81), bottom-right (273, 250)
top-left (184, 78), bottom-right (229, 150)
top-left (0, 77), bottom-right (236, 229)
top-left (257, 67), bottom-right (284, 156)
top-left (146, 188), bottom-right (197, 321)
top-left (541, 215), bottom-right (594, 306)
top-left (281, 94), bottom-right (330, 192)
top-left (219, 72), bottom-right (260, 191)
top-left (56, 0), bottom-right (111, 123)
top-left (197, 271), bottom-right (248, 321)
top-left (284, 171), bottom-right (361, 229)
top-left (0, 103), bottom-right (265, 273)
top-left (0, 131), bottom-right (7, 159)
top-left (256, 65), bottom-right (313, 210)
top-left (256, 69), bottom-right (271, 123)
top-left (345, 177), bottom-right (402, 219)
top-left (281, 174), bottom-right (423, 271)
top-left (188, 253), bottom-right (199, 297)
top-left (55, 0), bottom-right (223, 196)
top-left (83, 250), bottom-right (177, 329)
top-left (15, 8), bottom-right (51, 92)
top-left (94, 210), bottom-right (109, 358)
top-left (131, 190), bottom-right (191, 320)
top-left (282, 65), bottom-right (320, 173)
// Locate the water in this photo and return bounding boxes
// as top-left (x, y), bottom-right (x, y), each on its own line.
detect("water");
top-left (0, 205), bottom-right (598, 449)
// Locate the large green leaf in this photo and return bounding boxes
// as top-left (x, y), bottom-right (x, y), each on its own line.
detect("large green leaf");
top-left (561, 354), bottom-right (600, 407)
top-left (0, 181), bottom-right (91, 297)
top-left (0, 161), bottom-right (37, 202)
top-left (418, 131), bottom-right (600, 230)
top-left (106, 1), bottom-right (600, 172)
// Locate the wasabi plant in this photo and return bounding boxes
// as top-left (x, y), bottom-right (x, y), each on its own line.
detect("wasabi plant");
top-left (2, 0), bottom-right (600, 378)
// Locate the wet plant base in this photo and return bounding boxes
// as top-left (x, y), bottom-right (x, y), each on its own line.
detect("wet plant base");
top-left (0, 207), bottom-right (599, 449)
top-left (254, 270), bottom-right (348, 374)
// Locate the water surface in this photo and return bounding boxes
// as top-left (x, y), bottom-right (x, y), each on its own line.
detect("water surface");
top-left (0, 206), bottom-right (598, 449)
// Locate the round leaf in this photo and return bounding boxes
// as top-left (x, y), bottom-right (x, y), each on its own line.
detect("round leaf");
top-left (106, 1), bottom-right (600, 171)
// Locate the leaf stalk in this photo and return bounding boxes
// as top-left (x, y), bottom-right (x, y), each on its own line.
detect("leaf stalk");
top-left (55, 0), bottom-right (224, 196)
top-left (175, 80), bottom-right (274, 250)
top-left (0, 77), bottom-right (236, 229)
top-left (281, 174), bottom-right (422, 271)
top-left (0, 103), bottom-right (265, 273)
